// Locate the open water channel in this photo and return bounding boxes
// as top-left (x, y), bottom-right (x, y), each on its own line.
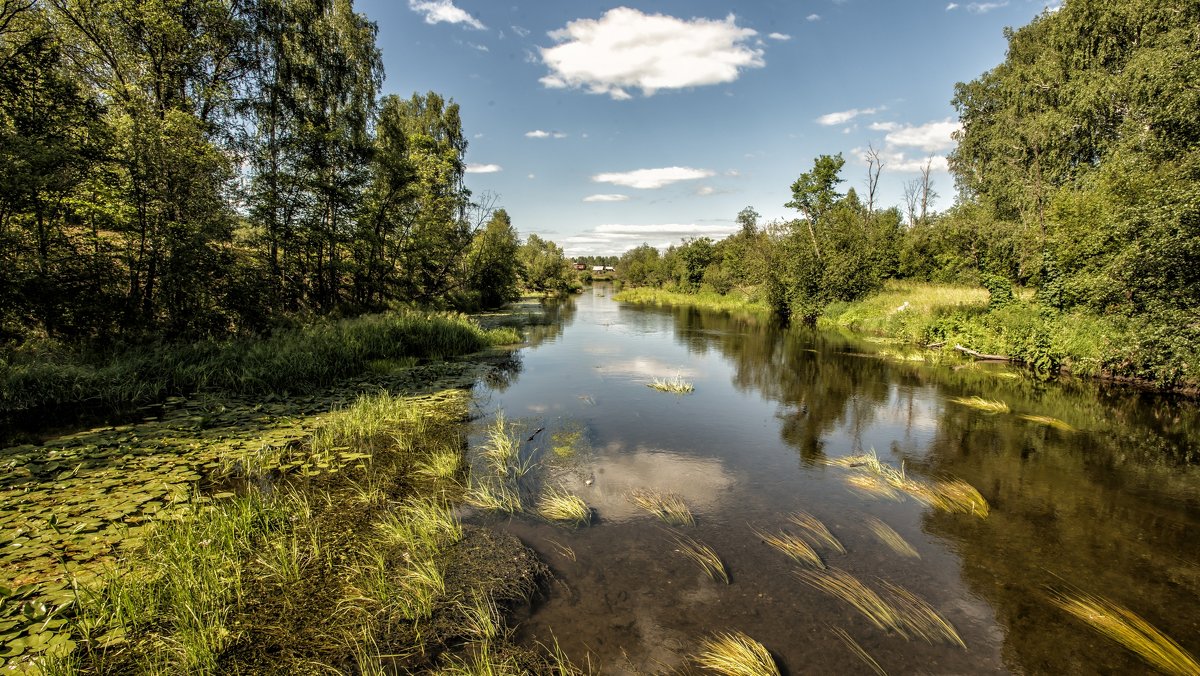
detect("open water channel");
top-left (469, 284), bottom-right (1200, 675)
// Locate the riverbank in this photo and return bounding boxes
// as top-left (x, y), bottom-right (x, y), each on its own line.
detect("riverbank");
top-left (616, 281), bottom-right (1198, 390)
top-left (0, 310), bottom-right (521, 422)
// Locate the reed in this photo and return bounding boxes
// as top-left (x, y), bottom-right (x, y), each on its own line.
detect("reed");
top-left (788, 511), bottom-right (845, 554)
top-left (673, 534), bottom-right (729, 584)
top-left (753, 527), bottom-right (826, 569)
top-left (948, 396), bottom-right (1010, 414)
top-left (1049, 590), bottom-right (1200, 676)
top-left (865, 517), bottom-right (919, 559)
top-left (696, 632), bottom-right (780, 676)
top-left (537, 487), bottom-right (591, 527)
top-left (647, 376), bottom-right (695, 394)
top-left (830, 627), bottom-right (887, 676)
top-left (628, 489), bottom-right (695, 526)
top-left (1017, 414), bottom-right (1076, 432)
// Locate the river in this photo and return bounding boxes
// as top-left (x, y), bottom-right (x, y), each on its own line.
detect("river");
top-left (469, 284), bottom-right (1200, 674)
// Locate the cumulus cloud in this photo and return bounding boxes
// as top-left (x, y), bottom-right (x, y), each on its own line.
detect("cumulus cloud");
top-left (885, 118), bottom-right (961, 153)
top-left (538, 8), bottom-right (764, 99)
top-left (806, 13), bottom-right (821, 21)
top-left (465, 163), bottom-right (502, 173)
top-left (946, 2), bottom-right (959, 9)
top-left (968, 1), bottom-right (1008, 13)
top-left (408, 0), bottom-right (485, 30)
top-left (583, 194), bottom-right (630, 202)
top-left (525, 129), bottom-right (568, 139)
top-left (592, 166), bottom-right (714, 189)
top-left (768, 32), bottom-right (791, 40)
top-left (816, 106), bottom-right (884, 126)
top-left (561, 223), bottom-right (738, 256)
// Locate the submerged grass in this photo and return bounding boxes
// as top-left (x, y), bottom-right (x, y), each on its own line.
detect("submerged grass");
top-left (628, 489), bottom-right (695, 526)
top-left (828, 450), bottom-right (989, 518)
top-left (647, 376), bottom-right (695, 394)
top-left (865, 517), bottom-right (920, 559)
top-left (1017, 414), bottom-right (1077, 432)
top-left (672, 534), bottom-right (729, 584)
top-left (753, 527), bottom-right (826, 569)
top-left (788, 511), bottom-right (845, 554)
top-left (830, 627), bottom-right (887, 676)
top-left (536, 487), bottom-right (591, 527)
top-left (696, 632), bottom-right (781, 676)
top-left (949, 396), bottom-right (1011, 414)
top-left (796, 569), bottom-right (964, 647)
top-left (1049, 590), bottom-right (1200, 676)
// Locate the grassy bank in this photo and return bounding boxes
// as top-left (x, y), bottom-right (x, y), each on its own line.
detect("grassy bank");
top-left (20, 389), bottom-right (576, 674)
top-left (0, 310), bottom-right (520, 417)
top-left (613, 287), bottom-right (769, 315)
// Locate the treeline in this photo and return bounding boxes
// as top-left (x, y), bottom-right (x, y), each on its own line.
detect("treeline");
top-left (0, 0), bottom-right (567, 344)
top-left (616, 0), bottom-right (1200, 386)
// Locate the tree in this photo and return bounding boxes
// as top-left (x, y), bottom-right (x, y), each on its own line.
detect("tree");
top-left (785, 153), bottom-right (846, 259)
top-left (864, 143), bottom-right (884, 214)
top-left (519, 234), bottom-right (570, 294)
top-left (615, 243), bottom-right (663, 288)
top-left (464, 208), bottom-right (520, 308)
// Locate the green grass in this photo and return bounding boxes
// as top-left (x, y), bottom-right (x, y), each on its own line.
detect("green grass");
top-left (614, 287), bottom-right (769, 314)
top-left (647, 376), bottom-right (695, 394)
top-left (0, 309), bottom-right (519, 415)
top-left (673, 534), bottom-right (729, 584)
top-left (628, 489), bottom-right (695, 526)
top-left (536, 487), bottom-right (591, 526)
top-left (695, 632), bottom-right (780, 676)
top-left (1050, 590), bottom-right (1200, 676)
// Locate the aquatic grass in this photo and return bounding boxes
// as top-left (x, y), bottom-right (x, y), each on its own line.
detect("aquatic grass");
top-left (465, 477), bottom-right (523, 513)
top-left (481, 412), bottom-right (521, 473)
top-left (416, 447), bottom-right (465, 483)
top-left (845, 474), bottom-right (902, 501)
top-left (830, 627), bottom-right (887, 676)
top-left (880, 582), bottom-right (966, 648)
top-left (1017, 414), bottom-right (1077, 432)
top-left (672, 534), bottom-right (729, 584)
top-left (695, 631), bottom-right (780, 676)
top-left (948, 396), bottom-right (1010, 414)
top-left (628, 489), bottom-right (695, 526)
top-left (550, 427), bottom-right (584, 458)
top-left (647, 375), bottom-right (695, 394)
top-left (374, 497), bottom-right (463, 554)
top-left (788, 511), bottom-right (845, 554)
top-left (537, 487), bottom-right (591, 527)
top-left (753, 527), bottom-right (826, 569)
top-left (546, 539), bottom-right (577, 562)
top-left (830, 450), bottom-right (989, 518)
top-left (794, 568), bottom-right (905, 635)
top-left (912, 478), bottom-right (990, 518)
top-left (1049, 589), bottom-right (1200, 676)
top-left (865, 517), bottom-right (920, 559)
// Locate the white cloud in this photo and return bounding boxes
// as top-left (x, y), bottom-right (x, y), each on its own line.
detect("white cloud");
top-left (408, 0), bottom-right (485, 30)
top-left (583, 194), bottom-right (630, 202)
top-left (469, 42), bottom-right (489, 52)
top-left (869, 121), bottom-right (899, 131)
top-left (696, 186), bottom-right (715, 196)
top-left (511, 25), bottom-right (530, 37)
top-left (945, 2), bottom-right (959, 9)
top-left (768, 32), bottom-right (791, 40)
top-left (465, 163), bottom-right (502, 173)
top-left (538, 8), bottom-right (764, 99)
top-left (853, 145), bottom-right (950, 173)
top-left (968, 1), bottom-right (1008, 13)
top-left (592, 166), bottom-right (714, 189)
top-left (561, 223), bottom-right (739, 256)
top-left (525, 130), bottom-right (550, 138)
top-left (885, 118), bottom-right (961, 153)
top-left (806, 13), bottom-right (821, 21)
top-left (816, 106), bottom-right (884, 126)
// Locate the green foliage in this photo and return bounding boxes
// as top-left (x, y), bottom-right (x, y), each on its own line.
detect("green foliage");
top-left (463, 209), bottom-right (521, 309)
top-left (518, 234), bottom-right (571, 295)
top-left (981, 274), bottom-right (1015, 310)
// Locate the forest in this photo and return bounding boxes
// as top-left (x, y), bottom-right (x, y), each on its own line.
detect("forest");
top-left (615, 0), bottom-right (1200, 388)
top-left (0, 0), bottom-right (575, 347)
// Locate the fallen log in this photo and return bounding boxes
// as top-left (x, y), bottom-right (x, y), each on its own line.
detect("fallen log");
top-left (954, 344), bottom-right (1012, 361)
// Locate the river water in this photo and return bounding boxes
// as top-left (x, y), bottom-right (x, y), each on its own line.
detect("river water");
top-left (470, 285), bottom-right (1200, 675)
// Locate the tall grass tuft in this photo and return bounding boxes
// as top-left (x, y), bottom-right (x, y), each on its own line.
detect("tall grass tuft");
top-left (647, 376), bottom-right (695, 394)
top-left (795, 568), bottom-right (904, 636)
top-left (1017, 414), bottom-right (1077, 432)
top-left (628, 489), bottom-right (695, 526)
top-left (865, 517), bottom-right (920, 559)
top-left (1049, 590), bottom-right (1200, 676)
top-left (788, 511), bottom-right (845, 554)
top-left (695, 632), bottom-right (780, 676)
top-left (537, 487), bottom-right (591, 527)
top-left (948, 396), bottom-right (1010, 414)
top-left (753, 527), bottom-right (825, 569)
top-left (673, 534), bottom-right (729, 584)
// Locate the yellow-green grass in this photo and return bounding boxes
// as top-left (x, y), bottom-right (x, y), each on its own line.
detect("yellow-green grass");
top-left (865, 517), bottom-right (920, 559)
top-left (1017, 414), bottom-right (1077, 432)
top-left (830, 627), bottom-right (887, 676)
top-left (647, 376), bottom-right (695, 394)
top-left (948, 396), bottom-right (1011, 414)
top-left (537, 487), bottom-right (591, 526)
top-left (673, 534), bottom-right (729, 584)
top-left (614, 287), bottom-right (769, 315)
top-left (788, 511), bottom-right (845, 554)
top-left (1050, 590), bottom-right (1200, 676)
top-left (880, 582), bottom-right (966, 648)
top-left (753, 527), bottom-right (825, 569)
top-left (829, 451), bottom-right (989, 518)
top-left (481, 411), bottom-right (521, 473)
top-left (696, 632), bottom-right (781, 676)
top-left (465, 477), bottom-right (523, 513)
top-left (629, 489), bottom-right (695, 526)
top-left (795, 568), bottom-right (905, 636)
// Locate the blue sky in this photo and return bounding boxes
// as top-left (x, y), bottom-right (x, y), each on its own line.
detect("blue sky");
top-left (357, 0), bottom-right (1057, 255)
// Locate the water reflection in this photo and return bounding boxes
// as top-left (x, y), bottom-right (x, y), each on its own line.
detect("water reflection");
top-left (482, 285), bottom-right (1200, 674)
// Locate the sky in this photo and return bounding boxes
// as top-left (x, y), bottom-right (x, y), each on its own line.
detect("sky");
top-left (356, 0), bottom-right (1059, 256)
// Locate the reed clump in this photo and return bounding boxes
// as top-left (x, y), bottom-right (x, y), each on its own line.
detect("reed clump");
top-left (629, 489), bottom-right (695, 526)
top-left (828, 451), bottom-right (989, 518)
top-left (696, 632), bottom-right (780, 676)
top-left (673, 534), bottom-right (729, 584)
top-left (647, 376), bottom-right (695, 394)
top-left (1049, 590), bottom-right (1200, 676)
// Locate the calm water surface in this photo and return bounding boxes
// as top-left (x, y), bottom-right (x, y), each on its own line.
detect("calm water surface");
top-left (470, 285), bottom-right (1200, 675)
